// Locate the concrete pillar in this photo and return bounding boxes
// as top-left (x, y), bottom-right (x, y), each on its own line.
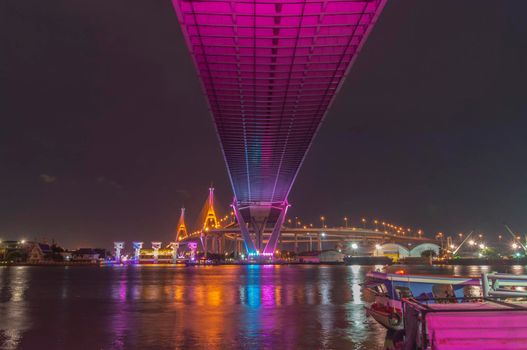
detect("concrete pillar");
top-left (132, 242), bottom-right (143, 263)
top-left (152, 242), bottom-right (162, 264)
top-left (169, 242), bottom-right (179, 263)
top-left (211, 236), bottom-right (216, 254)
top-left (318, 235), bottom-right (322, 251)
top-left (294, 234), bottom-right (298, 253)
top-left (188, 242), bottom-right (198, 261)
top-left (114, 242), bottom-right (124, 263)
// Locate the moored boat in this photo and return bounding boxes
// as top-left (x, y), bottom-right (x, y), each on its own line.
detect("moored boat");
top-left (363, 270), bottom-right (527, 331)
top-left (402, 295), bottom-right (527, 349)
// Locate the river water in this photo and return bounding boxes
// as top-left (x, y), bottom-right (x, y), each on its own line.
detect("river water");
top-left (0, 264), bottom-right (525, 349)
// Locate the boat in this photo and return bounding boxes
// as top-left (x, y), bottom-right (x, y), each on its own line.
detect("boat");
top-left (363, 270), bottom-right (527, 331)
top-left (402, 297), bottom-right (527, 349)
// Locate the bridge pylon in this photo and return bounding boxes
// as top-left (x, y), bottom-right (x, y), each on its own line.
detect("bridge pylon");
top-left (176, 207), bottom-right (188, 241)
top-left (203, 187), bottom-right (219, 230)
top-left (200, 187), bottom-right (220, 253)
top-left (232, 199), bottom-right (289, 257)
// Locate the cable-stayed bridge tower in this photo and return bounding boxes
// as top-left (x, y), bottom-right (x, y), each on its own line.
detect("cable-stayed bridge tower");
top-left (176, 207), bottom-right (188, 241)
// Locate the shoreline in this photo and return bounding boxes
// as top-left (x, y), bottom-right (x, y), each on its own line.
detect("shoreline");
top-left (2, 259), bottom-right (527, 267)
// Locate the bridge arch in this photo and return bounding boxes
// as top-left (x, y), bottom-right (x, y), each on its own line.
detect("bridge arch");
top-left (378, 243), bottom-right (410, 260)
top-left (410, 243), bottom-right (440, 257)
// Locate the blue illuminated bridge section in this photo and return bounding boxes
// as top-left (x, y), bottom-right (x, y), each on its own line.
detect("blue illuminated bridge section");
top-left (172, 0), bottom-right (388, 255)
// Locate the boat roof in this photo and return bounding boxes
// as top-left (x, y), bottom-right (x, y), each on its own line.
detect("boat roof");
top-left (367, 271), bottom-right (479, 285)
top-left (366, 271), bottom-right (527, 287)
top-left (403, 298), bottom-right (527, 349)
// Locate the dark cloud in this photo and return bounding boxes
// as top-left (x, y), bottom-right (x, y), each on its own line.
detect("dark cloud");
top-left (39, 174), bottom-right (57, 184)
top-left (96, 176), bottom-right (122, 190)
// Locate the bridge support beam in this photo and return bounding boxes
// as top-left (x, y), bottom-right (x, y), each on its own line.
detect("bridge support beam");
top-left (294, 234), bottom-right (298, 254)
top-left (232, 200), bottom-right (289, 258)
top-left (232, 201), bottom-right (257, 255)
top-left (262, 202), bottom-right (289, 256)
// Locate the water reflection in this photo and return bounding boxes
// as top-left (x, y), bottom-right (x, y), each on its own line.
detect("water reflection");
top-left (0, 267), bottom-right (30, 350)
top-left (0, 264), bottom-right (525, 349)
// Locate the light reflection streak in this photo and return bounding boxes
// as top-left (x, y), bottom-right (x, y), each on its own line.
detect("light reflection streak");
top-left (0, 267), bottom-right (30, 350)
top-left (110, 270), bottom-right (128, 350)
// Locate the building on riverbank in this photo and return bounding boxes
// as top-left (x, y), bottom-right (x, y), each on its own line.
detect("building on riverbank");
top-left (28, 243), bottom-right (53, 263)
top-left (298, 250), bottom-right (345, 263)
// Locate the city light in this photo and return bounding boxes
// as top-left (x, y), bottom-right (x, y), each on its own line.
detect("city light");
top-left (479, 243), bottom-right (486, 250)
top-left (469, 240), bottom-right (475, 245)
top-left (512, 243), bottom-right (519, 249)
top-left (351, 243), bottom-right (358, 250)
top-left (375, 244), bottom-right (382, 250)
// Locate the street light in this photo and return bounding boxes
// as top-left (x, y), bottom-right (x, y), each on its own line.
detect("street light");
top-left (351, 243), bottom-right (358, 250)
top-left (320, 216), bottom-right (325, 228)
top-left (344, 217), bottom-right (348, 228)
top-left (512, 243), bottom-right (519, 249)
top-left (479, 243), bottom-right (486, 250)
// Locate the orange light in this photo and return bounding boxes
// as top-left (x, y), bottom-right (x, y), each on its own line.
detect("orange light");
top-left (395, 270), bottom-right (406, 275)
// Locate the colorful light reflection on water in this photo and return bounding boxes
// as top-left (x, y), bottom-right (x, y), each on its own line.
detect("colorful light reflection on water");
top-left (0, 264), bottom-right (525, 349)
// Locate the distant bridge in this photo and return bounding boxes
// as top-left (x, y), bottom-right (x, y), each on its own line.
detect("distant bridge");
top-left (193, 226), bottom-right (437, 254)
top-left (171, 187), bottom-right (439, 257)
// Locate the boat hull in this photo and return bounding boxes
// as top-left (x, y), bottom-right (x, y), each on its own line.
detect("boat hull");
top-left (365, 306), bottom-right (403, 331)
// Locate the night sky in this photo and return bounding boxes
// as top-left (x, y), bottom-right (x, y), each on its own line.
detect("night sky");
top-left (2, 0), bottom-right (527, 248)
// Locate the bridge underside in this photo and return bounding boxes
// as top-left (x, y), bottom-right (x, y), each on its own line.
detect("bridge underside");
top-left (172, 0), bottom-right (388, 255)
